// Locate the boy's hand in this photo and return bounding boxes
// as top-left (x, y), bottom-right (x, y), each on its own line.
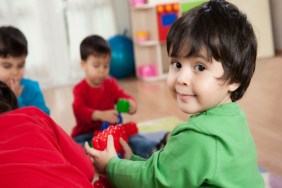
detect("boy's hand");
top-left (120, 137), bottom-right (132, 160)
top-left (8, 78), bottom-right (23, 97)
top-left (84, 135), bottom-right (118, 175)
top-left (93, 110), bottom-right (119, 123)
top-left (128, 99), bottom-right (137, 114)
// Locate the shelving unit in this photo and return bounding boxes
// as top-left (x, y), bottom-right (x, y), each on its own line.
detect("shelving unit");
top-left (129, 0), bottom-right (178, 81)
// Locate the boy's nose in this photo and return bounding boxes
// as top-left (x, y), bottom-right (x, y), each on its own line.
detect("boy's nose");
top-left (177, 69), bottom-right (191, 86)
top-left (98, 67), bottom-right (107, 74)
top-left (11, 68), bottom-right (19, 77)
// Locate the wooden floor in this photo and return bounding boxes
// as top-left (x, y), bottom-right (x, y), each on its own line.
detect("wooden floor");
top-left (44, 56), bottom-right (282, 177)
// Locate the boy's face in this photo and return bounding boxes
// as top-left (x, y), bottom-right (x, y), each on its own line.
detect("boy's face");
top-left (81, 54), bottom-right (110, 87)
top-left (167, 50), bottom-right (239, 114)
top-left (0, 55), bottom-right (26, 84)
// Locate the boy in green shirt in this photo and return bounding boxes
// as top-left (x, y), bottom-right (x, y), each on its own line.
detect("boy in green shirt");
top-left (85, 0), bottom-right (264, 187)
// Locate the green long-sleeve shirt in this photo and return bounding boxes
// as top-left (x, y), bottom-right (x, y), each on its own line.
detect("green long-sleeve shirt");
top-left (107, 102), bottom-right (264, 187)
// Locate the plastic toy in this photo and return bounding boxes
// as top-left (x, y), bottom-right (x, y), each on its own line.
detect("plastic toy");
top-left (100, 98), bottom-right (130, 131)
top-left (92, 125), bottom-right (130, 188)
top-left (131, 0), bottom-right (146, 7)
top-left (92, 125), bottom-right (128, 154)
top-left (94, 122), bottom-right (138, 151)
top-left (108, 35), bottom-right (135, 79)
top-left (122, 122), bottom-right (138, 137)
top-left (94, 175), bottom-right (112, 188)
top-left (156, 3), bottom-right (179, 41)
top-left (116, 99), bottom-right (130, 113)
top-left (136, 31), bottom-right (149, 43)
top-left (137, 64), bottom-right (158, 78)
top-left (101, 113), bottom-right (123, 131)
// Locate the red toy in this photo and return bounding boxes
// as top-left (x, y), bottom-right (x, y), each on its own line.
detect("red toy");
top-left (92, 124), bottom-right (137, 188)
top-left (93, 175), bottom-right (112, 188)
top-left (122, 122), bottom-right (138, 137)
top-left (92, 125), bottom-right (128, 154)
top-left (156, 3), bottom-right (179, 42)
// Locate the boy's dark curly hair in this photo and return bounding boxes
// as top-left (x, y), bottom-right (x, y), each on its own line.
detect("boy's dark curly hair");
top-left (0, 26), bottom-right (28, 57)
top-left (80, 35), bottom-right (111, 61)
top-left (0, 81), bottom-right (18, 114)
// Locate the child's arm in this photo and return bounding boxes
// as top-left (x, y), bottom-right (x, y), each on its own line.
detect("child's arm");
top-left (91, 110), bottom-right (119, 124)
top-left (85, 135), bottom-right (118, 175)
top-left (19, 79), bottom-right (50, 115)
top-left (86, 130), bottom-right (217, 187)
top-left (128, 99), bottom-right (137, 114)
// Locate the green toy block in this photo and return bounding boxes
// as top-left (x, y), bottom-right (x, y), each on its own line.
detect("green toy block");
top-left (116, 99), bottom-right (130, 113)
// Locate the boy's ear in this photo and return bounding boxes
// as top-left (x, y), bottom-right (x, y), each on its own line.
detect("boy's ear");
top-left (228, 82), bottom-right (240, 92)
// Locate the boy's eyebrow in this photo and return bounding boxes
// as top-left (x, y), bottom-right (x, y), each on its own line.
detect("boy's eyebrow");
top-left (193, 53), bottom-right (212, 63)
top-left (1, 61), bottom-right (12, 64)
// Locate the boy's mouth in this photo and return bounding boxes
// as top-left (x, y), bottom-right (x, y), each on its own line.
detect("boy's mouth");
top-left (176, 92), bottom-right (196, 102)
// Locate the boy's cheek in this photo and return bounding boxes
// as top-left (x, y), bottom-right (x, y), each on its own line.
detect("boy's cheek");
top-left (0, 76), bottom-right (8, 84)
top-left (166, 75), bottom-right (175, 88)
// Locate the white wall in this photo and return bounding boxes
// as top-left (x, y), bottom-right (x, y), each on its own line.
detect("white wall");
top-left (270, 0), bottom-right (282, 51)
top-left (229, 0), bottom-right (274, 58)
top-left (112, 0), bottom-right (132, 38)
top-left (0, 0), bottom-right (118, 88)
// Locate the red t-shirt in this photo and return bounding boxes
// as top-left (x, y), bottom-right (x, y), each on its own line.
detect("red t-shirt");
top-left (0, 107), bottom-right (94, 188)
top-left (71, 77), bottom-right (134, 137)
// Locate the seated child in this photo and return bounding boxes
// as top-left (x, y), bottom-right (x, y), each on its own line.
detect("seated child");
top-left (0, 26), bottom-right (50, 115)
top-left (0, 81), bottom-right (94, 187)
top-left (71, 35), bottom-right (157, 158)
top-left (84, 0), bottom-right (264, 187)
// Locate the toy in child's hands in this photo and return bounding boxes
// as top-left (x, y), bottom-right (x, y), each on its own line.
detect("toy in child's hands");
top-left (93, 122), bottom-right (139, 152)
top-left (92, 125), bottom-right (130, 188)
top-left (94, 175), bottom-right (112, 188)
top-left (122, 122), bottom-right (138, 137)
top-left (100, 99), bottom-right (131, 131)
top-left (116, 99), bottom-right (130, 113)
top-left (101, 113), bottom-right (123, 131)
top-left (92, 125), bottom-right (128, 155)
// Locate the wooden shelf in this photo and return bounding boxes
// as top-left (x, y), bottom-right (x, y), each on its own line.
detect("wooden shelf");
top-left (135, 40), bottom-right (159, 46)
top-left (130, 2), bottom-right (169, 82)
top-left (132, 4), bottom-right (154, 10)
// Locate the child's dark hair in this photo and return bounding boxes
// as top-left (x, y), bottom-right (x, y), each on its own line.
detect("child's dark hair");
top-left (167, 0), bottom-right (257, 102)
top-left (0, 81), bottom-right (18, 114)
top-left (80, 35), bottom-right (111, 61)
top-left (0, 26), bottom-right (28, 58)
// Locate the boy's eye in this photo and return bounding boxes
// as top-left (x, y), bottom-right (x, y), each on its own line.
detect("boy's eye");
top-left (92, 63), bottom-right (99, 68)
top-left (194, 64), bottom-right (206, 72)
top-left (171, 61), bottom-right (182, 69)
top-left (2, 64), bottom-right (11, 69)
top-left (18, 63), bottom-right (25, 69)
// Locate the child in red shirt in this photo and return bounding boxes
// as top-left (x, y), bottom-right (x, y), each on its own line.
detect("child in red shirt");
top-left (71, 35), bottom-right (157, 158)
top-left (0, 81), bottom-right (94, 188)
